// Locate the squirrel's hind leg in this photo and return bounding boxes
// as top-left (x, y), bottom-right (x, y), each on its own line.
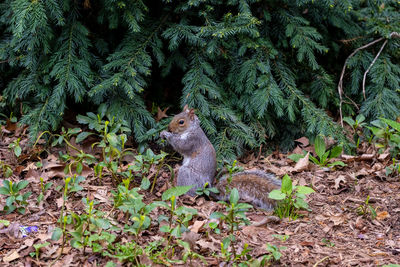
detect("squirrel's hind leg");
top-left (177, 166), bottom-right (210, 196)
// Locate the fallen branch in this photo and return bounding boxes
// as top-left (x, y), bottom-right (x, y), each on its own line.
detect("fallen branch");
top-left (337, 32), bottom-right (400, 126)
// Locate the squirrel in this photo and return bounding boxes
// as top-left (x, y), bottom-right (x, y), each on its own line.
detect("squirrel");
top-left (160, 105), bottom-right (281, 211)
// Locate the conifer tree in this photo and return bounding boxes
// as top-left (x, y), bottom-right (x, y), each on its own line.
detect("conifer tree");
top-left (0, 0), bottom-right (399, 159)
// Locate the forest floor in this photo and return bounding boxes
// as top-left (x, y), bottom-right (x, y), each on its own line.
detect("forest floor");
top-left (0, 119), bottom-right (399, 267)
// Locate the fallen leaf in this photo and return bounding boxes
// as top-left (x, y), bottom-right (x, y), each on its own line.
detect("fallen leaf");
top-left (190, 220), bottom-right (205, 233)
top-left (293, 152), bottom-right (309, 172)
top-left (334, 175), bottom-right (346, 190)
top-left (156, 107), bottom-right (169, 122)
top-left (3, 250), bottom-right (20, 262)
top-left (376, 211), bottom-right (390, 221)
top-left (295, 137), bottom-right (309, 147)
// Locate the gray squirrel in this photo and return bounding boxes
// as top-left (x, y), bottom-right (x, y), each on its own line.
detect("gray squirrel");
top-left (160, 106), bottom-right (281, 210)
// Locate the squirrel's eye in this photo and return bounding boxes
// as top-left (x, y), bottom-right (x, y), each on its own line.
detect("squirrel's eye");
top-left (179, 119), bottom-right (185, 125)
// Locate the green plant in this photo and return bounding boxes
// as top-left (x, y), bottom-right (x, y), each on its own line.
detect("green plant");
top-left (8, 138), bottom-right (22, 158)
top-left (368, 118), bottom-right (400, 157)
top-left (195, 182), bottom-right (219, 197)
top-left (112, 180), bottom-right (157, 238)
top-left (210, 188), bottom-right (253, 264)
top-left (343, 114), bottom-right (367, 148)
top-left (77, 106), bottom-right (137, 184)
top-left (309, 135), bottom-right (346, 168)
top-left (176, 240), bottom-right (207, 265)
top-left (269, 174), bottom-right (315, 220)
top-left (37, 177), bottom-right (52, 204)
top-left (30, 242), bottom-right (50, 261)
top-left (0, 180), bottom-right (31, 214)
top-left (35, 127), bottom-right (97, 175)
top-left (272, 234), bottom-right (290, 242)
top-left (321, 238), bottom-right (335, 247)
top-left (155, 186), bottom-right (198, 243)
top-left (102, 241), bottom-right (144, 265)
top-left (356, 195), bottom-right (377, 220)
top-left (0, 161), bottom-right (13, 178)
top-left (65, 198), bottom-right (113, 253)
top-left (385, 158), bottom-right (400, 177)
top-left (264, 243), bottom-right (286, 262)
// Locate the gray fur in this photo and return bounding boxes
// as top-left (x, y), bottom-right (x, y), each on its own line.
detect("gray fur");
top-left (160, 116), bottom-right (216, 196)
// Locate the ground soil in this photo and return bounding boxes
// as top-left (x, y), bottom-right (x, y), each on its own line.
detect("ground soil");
top-left (0, 122), bottom-right (399, 266)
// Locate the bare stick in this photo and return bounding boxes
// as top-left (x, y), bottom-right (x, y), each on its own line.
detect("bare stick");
top-left (362, 39), bottom-right (388, 100)
top-left (337, 37), bottom-right (384, 126)
top-left (337, 32), bottom-right (400, 126)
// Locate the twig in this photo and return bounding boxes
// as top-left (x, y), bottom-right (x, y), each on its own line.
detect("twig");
top-left (313, 256), bottom-right (329, 267)
top-left (337, 37), bottom-right (384, 126)
top-left (337, 32), bottom-right (399, 126)
top-left (362, 39), bottom-right (388, 99)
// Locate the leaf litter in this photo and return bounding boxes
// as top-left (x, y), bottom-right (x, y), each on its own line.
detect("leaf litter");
top-left (0, 123), bottom-right (399, 266)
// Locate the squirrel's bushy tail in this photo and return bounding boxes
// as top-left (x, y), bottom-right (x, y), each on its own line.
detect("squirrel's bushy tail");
top-left (215, 170), bottom-right (281, 211)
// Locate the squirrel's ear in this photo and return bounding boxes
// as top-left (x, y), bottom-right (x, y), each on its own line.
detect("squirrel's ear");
top-left (183, 104), bottom-right (189, 113)
top-left (188, 108), bottom-right (196, 120)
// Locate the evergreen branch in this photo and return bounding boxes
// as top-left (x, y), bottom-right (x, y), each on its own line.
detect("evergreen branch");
top-left (337, 32), bottom-right (400, 126)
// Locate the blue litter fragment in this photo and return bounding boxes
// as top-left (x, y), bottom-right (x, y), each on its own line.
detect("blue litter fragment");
top-left (19, 226), bottom-right (39, 237)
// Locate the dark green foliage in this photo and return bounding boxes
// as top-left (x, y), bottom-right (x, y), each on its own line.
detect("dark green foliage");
top-left (0, 0), bottom-right (399, 160)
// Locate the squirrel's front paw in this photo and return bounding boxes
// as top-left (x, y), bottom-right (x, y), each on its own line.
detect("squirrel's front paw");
top-left (160, 130), bottom-right (170, 139)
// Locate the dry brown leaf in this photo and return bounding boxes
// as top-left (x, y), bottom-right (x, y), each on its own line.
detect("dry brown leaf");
top-left (334, 175), bottom-right (346, 190)
top-left (295, 137), bottom-right (309, 147)
top-left (292, 146), bottom-right (303, 154)
top-left (190, 220), bottom-right (205, 233)
top-left (3, 250), bottom-right (20, 262)
top-left (376, 211), bottom-right (390, 221)
top-left (293, 152), bottom-right (309, 172)
top-left (156, 107), bottom-right (169, 122)
top-left (329, 214), bottom-right (345, 226)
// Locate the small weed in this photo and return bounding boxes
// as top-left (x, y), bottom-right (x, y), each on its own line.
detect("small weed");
top-left (0, 179), bottom-right (31, 214)
top-left (30, 242), bottom-right (50, 261)
top-left (8, 138), bottom-right (22, 158)
top-left (195, 182), bottom-right (219, 197)
top-left (155, 186), bottom-right (198, 242)
top-left (37, 177), bottom-right (52, 204)
top-left (356, 195), bottom-right (377, 220)
top-left (272, 234), bottom-right (290, 242)
top-left (368, 118), bottom-right (400, 156)
top-left (309, 135), bottom-right (346, 168)
top-left (321, 238), bottom-right (335, 247)
top-left (0, 161), bottom-right (13, 178)
top-left (343, 114), bottom-right (367, 148)
top-left (210, 188), bottom-right (253, 264)
top-left (269, 174), bottom-right (314, 220)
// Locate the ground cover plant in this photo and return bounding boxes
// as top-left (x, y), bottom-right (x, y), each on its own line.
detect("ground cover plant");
top-left (0, 0), bottom-right (399, 266)
top-left (0, 112), bottom-right (399, 266)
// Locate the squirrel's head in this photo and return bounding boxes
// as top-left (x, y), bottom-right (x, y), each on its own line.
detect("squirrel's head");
top-left (168, 105), bottom-right (198, 134)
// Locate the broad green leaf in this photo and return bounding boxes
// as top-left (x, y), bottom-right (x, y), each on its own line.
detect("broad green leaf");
top-left (287, 154), bottom-right (304, 162)
top-left (328, 161), bottom-right (346, 167)
top-left (210, 212), bottom-right (225, 219)
top-left (76, 132), bottom-right (93, 143)
top-left (162, 186), bottom-right (192, 200)
top-left (229, 188), bottom-right (239, 205)
top-left (380, 118), bottom-right (400, 132)
top-left (17, 180), bottom-right (29, 191)
top-left (329, 145), bottom-right (342, 159)
top-left (0, 187), bottom-right (10, 195)
top-left (314, 135), bottom-right (326, 159)
top-left (296, 186), bottom-right (315, 194)
top-left (140, 178), bottom-right (150, 190)
top-left (268, 190), bottom-right (286, 200)
top-left (281, 174), bottom-right (292, 195)
top-left (14, 146), bottom-right (22, 157)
